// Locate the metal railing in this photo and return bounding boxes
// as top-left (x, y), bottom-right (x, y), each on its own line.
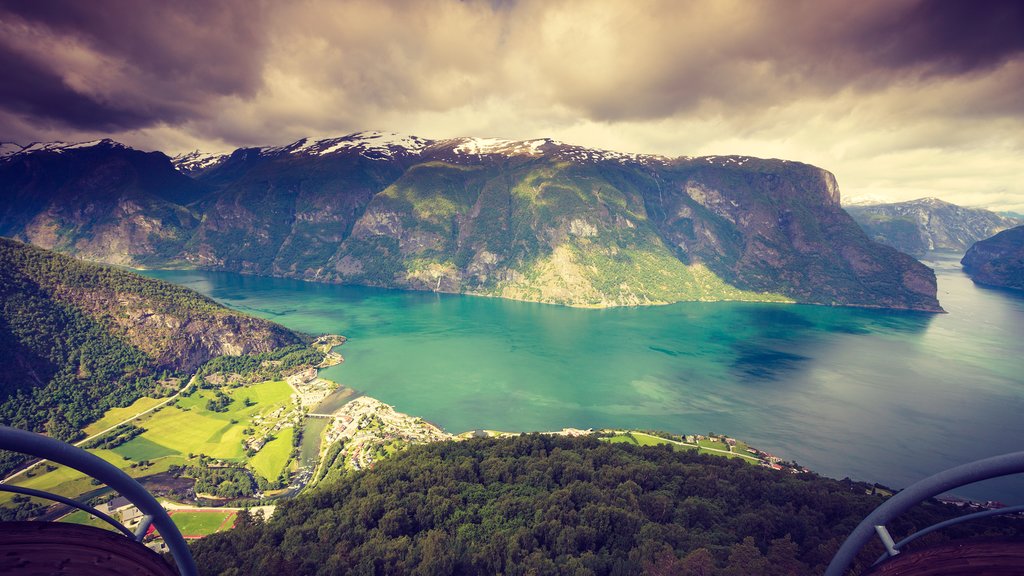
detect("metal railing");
top-left (825, 450), bottom-right (1024, 576)
top-left (0, 425), bottom-right (198, 576)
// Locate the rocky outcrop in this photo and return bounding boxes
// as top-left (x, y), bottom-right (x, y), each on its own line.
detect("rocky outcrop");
top-left (1, 238), bottom-right (305, 373)
top-left (846, 198), bottom-right (1019, 256)
top-left (961, 226), bottom-right (1024, 291)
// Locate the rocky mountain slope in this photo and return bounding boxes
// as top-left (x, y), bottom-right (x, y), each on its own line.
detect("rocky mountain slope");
top-left (960, 225), bottom-right (1024, 291)
top-left (845, 198), bottom-right (1019, 256)
top-left (0, 139), bottom-right (207, 266)
top-left (0, 238), bottom-right (304, 442)
top-left (1, 133), bottom-right (942, 311)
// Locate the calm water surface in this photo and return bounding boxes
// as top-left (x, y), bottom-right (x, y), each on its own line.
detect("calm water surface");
top-left (143, 255), bottom-right (1024, 503)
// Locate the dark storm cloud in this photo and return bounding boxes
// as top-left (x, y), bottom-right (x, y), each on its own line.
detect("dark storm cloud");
top-left (517, 0), bottom-right (1024, 123)
top-left (1, 0), bottom-right (1020, 134)
top-left (0, 41), bottom-right (153, 131)
top-left (0, 0), bottom-right (268, 132)
top-left (0, 0), bottom-right (1020, 212)
top-left (859, 0), bottom-right (1024, 75)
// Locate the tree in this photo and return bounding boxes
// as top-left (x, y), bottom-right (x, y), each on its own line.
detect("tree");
top-left (681, 548), bottom-right (715, 576)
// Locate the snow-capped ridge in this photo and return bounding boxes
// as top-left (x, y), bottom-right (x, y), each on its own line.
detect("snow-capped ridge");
top-left (0, 142), bottom-right (24, 157)
top-left (250, 131), bottom-right (671, 166)
top-left (450, 137), bottom-right (557, 157)
top-left (171, 150), bottom-right (230, 174)
top-left (257, 131), bottom-right (432, 161)
top-left (1, 139), bottom-right (129, 159)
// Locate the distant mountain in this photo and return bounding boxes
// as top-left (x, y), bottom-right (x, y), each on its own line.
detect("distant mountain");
top-left (0, 139), bottom-right (208, 266)
top-left (961, 226), bottom-right (1024, 291)
top-left (1, 133), bottom-right (942, 311)
top-left (0, 238), bottom-right (304, 445)
top-left (845, 198), bottom-right (1019, 256)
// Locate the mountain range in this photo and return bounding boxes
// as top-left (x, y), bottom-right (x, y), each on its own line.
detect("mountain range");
top-left (845, 198), bottom-right (1019, 256)
top-left (0, 133), bottom-right (941, 311)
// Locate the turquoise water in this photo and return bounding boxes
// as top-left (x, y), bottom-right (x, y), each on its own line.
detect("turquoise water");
top-left (143, 255), bottom-right (1024, 503)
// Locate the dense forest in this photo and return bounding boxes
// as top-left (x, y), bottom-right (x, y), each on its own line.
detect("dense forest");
top-left (198, 343), bottom-right (326, 385)
top-left (192, 435), bottom-right (1020, 575)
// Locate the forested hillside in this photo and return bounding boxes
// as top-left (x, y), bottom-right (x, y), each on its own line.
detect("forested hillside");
top-left (192, 435), bottom-right (1016, 575)
top-left (0, 239), bottom-right (304, 472)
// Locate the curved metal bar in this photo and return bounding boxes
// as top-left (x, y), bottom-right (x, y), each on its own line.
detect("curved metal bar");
top-left (825, 450), bottom-right (1024, 576)
top-left (0, 426), bottom-right (198, 576)
top-left (0, 483), bottom-right (135, 539)
top-left (872, 503), bottom-right (1024, 566)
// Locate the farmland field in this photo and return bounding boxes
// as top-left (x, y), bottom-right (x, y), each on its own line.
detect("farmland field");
top-left (249, 428), bottom-right (294, 481)
top-left (170, 509), bottom-right (236, 537)
top-left (4, 379), bottom-right (296, 505)
top-left (84, 397), bottom-right (166, 435)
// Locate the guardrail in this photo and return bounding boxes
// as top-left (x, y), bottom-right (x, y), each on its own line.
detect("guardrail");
top-left (0, 425), bottom-right (198, 576)
top-left (825, 451), bottom-right (1024, 576)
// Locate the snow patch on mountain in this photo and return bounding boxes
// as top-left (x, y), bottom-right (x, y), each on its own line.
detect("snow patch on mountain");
top-left (0, 142), bottom-right (24, 157)
top-left (0, 139), bottom-right (128, 159)
top-left (259, 132), bottom-right (431, 161)
top-left (451, 137), bottom-right (556, 157)
top-left (172, 150), bottom-right (229, 174)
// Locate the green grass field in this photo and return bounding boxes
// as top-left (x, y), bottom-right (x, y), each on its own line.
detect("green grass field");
top-left (1, 452), bottom-right (186, 505)
top-left (698, 439), bottom-right (729, 452)
top-left (632, 432), bottom-right (673, 447)
top-left (59, 509), bottom-right (121, 532)
top-left (601, 432), bottom-right (760, 464)
top-left (249, 428), bottom-right (294, 481)
top-left (84, 397), bottom-right (166, 435)
top-left (118, 379), bottom-right (294, 462)
top-left (170, 510), bottom-right (236, 537)
top-left (4, 380), bottom-right (295, 506)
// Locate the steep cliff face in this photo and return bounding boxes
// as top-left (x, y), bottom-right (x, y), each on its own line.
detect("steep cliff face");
top-left (1, 238), bottom-right (304, 372)
top-left (323, 155), bottom-right (787, 307)
top-left (182, 142), bottom-right (407, 277)
top-left (961, 226), bottom-right (1024, 291)
top-left (647, 159), bottom-right (940, 310)
top-left (1, 133), bottom-right (943, 311)
top-left (0, 140), bottom-right (206, 265)
top-left (846, 198), bottom-right (1019, 256)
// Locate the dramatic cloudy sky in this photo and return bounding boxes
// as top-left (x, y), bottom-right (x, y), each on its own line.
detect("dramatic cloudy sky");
top-left (1, 0), bottom-right (1022, 209)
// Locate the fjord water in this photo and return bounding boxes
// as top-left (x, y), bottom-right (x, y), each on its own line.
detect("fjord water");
top-left (143, 255), bottom-right (1024, 503)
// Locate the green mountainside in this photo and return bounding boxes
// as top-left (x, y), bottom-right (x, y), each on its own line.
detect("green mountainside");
top-left (191, 434), bottom-right (1017, 576)
top-left (0, 134), bottom-right (941, 311)
top-left (961, 225), bottom-right (1024, 291)
top-left (846, 198), bottom-right (1019, 256)
top-left (0, 238), bottom-right (304, 451)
